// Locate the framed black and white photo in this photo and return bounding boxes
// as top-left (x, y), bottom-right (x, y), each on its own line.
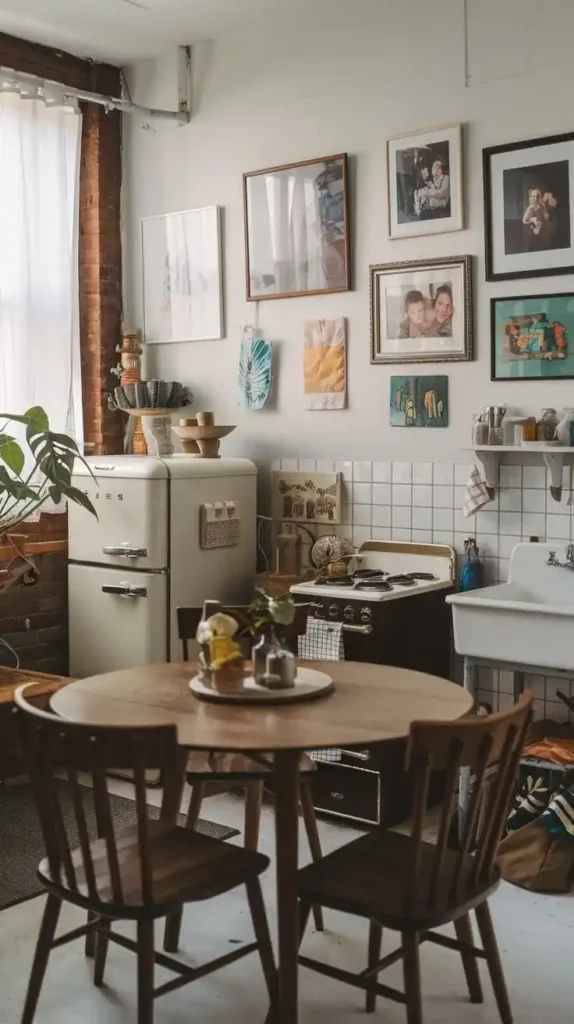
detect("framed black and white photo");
top-left (484, 133), bottom-right (574, 281)
top-left (243, 153), bottom-right (350, 301)
top-left (370, 255), bottom-right (473, 365)
top-left (386, 124), bottom-right (463, 239)
top-left (142, 206), bottom-right (223, 344)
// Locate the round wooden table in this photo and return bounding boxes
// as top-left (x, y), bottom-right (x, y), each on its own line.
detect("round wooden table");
top-left (52, 660), bottom-right (472, 1024)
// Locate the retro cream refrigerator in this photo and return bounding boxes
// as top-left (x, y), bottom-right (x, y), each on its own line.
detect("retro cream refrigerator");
top-left (68, 455), bottom-right (257, 677)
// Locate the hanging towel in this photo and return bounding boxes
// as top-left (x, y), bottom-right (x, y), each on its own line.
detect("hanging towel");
top-left (299, 617), bottom-right (344, 763)
top-left (463, 465), bottom-right (491, 518)
top-left (303, 317), bottom-right (347, 410)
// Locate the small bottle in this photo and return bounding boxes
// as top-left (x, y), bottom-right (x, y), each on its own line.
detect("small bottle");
top-left (521, 417), bottom-right (537, 442)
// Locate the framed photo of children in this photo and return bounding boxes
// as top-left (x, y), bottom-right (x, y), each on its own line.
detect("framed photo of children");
top-left (386, 123), bottom-right (463, 239)
top-left (491, 293), bottom-right (574, 381)
top-left (484, 133), bottom-right (574, 281)
top-left (370, 255), bottom-right (473, 365)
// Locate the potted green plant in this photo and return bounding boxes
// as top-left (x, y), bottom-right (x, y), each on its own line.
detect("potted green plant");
top-left (0, 405), bottom-right (96, 551)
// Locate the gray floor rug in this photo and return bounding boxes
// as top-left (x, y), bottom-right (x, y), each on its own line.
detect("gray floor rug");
top-left (0, 780), bottom-right (239, 912)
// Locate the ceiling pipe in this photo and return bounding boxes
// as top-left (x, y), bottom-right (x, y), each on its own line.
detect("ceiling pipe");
top-left (0, 44), bottom-right (192, 124)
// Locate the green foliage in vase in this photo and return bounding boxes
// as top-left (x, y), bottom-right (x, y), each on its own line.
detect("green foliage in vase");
top-left (249, 588), bottom-right (296, 635)
top-left (0, 406), bottom-right (97, 538)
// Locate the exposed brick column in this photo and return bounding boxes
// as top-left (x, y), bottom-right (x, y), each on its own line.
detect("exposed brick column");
top-left (79, 68), bottom-right (123, 455)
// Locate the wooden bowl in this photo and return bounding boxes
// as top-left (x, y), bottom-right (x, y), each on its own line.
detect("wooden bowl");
top-left (171, 423), bottom-right (236, 458)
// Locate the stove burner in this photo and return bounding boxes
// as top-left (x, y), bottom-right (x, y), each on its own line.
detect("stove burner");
top-left (354, 580), bottom-right (393, 592)
top-left (353, 569), bottom-right (389, 579)
top-left (385, 574), bottom-right (418, 587)
top-left (318, 575), bottom-right (355, 587)
top-left (406, 572), bottom-right (439, 581)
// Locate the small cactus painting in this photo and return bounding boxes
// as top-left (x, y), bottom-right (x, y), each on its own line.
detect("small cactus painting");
top-left (271, 470), bottom-right (342, 525)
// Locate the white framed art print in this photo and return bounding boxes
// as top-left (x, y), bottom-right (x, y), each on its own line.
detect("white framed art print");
top-left (387, 123), bottom-right (463, 239)
top-left (142, 206), bottom-right (223, 344)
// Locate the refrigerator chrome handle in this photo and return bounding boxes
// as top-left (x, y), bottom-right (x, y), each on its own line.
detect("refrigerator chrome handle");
top-left (103, 544), bottom-right (148, 559)
top-left (101, 583), bottom-right (147, 599)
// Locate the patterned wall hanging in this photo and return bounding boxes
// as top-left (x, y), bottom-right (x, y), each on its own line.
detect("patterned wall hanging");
top-left (271, 470), bottom-right (342, 524)
top-left (239, 327), bottom-right (272, 410)
top-left (303, 317), bottom-right (347, 410)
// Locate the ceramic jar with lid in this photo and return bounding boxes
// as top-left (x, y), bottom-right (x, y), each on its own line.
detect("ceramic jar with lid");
top-left (536, 408), bottom-right (558, 441)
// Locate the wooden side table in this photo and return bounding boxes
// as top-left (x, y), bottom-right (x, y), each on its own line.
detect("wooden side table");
top-left (0, 667), bottom-right (70, 781)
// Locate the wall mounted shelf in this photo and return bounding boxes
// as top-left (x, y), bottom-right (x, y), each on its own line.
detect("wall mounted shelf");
top-left (465, 444), bottom-right (574, 503)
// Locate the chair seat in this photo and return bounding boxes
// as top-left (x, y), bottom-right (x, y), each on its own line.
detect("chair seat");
top-left (39, 821), bottom-right (268, 918)
top-left (186, 750), bottom-right (317, 781)
top-left (298, 829), bottom-right (499, 931)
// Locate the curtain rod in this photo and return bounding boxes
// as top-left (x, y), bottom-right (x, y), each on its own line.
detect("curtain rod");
top-left (0, 45), bottom-right (192, 124)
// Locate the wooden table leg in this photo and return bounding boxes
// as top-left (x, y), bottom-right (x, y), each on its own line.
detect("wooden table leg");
top-left (459, 658), bottom-right (477, 841)
top-left (274, 749), bottom-right (301, 1024)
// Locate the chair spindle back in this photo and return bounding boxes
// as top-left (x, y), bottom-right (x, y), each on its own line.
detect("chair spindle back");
top-left (177, 603), bottom-right (309, 661)
top-left (14, 684), bottom-right (181, 907)
top-left (404, 693), bottom-right (532, 914)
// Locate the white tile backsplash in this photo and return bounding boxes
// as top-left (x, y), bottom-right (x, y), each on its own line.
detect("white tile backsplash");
top-left (412, 529), bottom-right (432, 543)
top-left (412, 506), bottom-right (432, 530)
top-left (454, 463), bottom-right (473, 486)
top-left (500, 488), bottom-right (521, 512)
top-left (476, 509), bottom-right (499, 535)
top-left (353, 460), bottom-right (372, 482)
top-left (392, 461), bottom-right (412, 483)
top-left (499, 511), bottom-right (521, 535)
top-left (353, 504), bottom-right (372, 526)
top-left (523, 465), bottom-right (546, 489)
top-left (433, 486), bottom-right (454, 508)
top-left (522, 512), bottom-right (545, 538)
top-left (500, 465), bottom-right (522, 488)
top-left (433, 507), bottom-right (453, 531)
top-left (352, 526), bottom-right (372, 546)
top-left (523, 489), bottom-right (546, 513)
top-left (392, 527), bottom-right (412, 541)
top-left (546, 514), bottom-right (570, 539)
top-left (413, 462), bottom-right (433, 484)
top-left (373, 505), bottom-right (391, 527)
top-left (392, 505), bottom-right (412, 528)
top-left (298, 458), bottom-right (316, 472)
top-left (352, 482), bottom-right (372, 504)
top-left (413, 485), bottom-right (432, 506)
top-left (392, 483), bottom-right (412, 506)
top-left (316, 459), bottom-right (334, 473)
top-left (434, 463), bottom-right (454, 486)
top-left (373, 461), bottom-right (392, 483)
top-left (280, 458), bottom-right (298, 471)
top-left (373, 483), bottom-right (391, 505)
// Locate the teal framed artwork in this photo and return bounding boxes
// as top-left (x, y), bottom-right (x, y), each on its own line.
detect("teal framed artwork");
top-left (491, 293), bottom-right (574, 380)
top-left (390, 375), bottom-right (448, 427)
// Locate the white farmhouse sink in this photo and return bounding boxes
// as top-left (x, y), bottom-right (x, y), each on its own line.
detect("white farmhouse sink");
top-left (447, 542), bottom-right (574, 672)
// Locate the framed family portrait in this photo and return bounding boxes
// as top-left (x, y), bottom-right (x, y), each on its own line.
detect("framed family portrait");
top-left (386, 123), bottom-right (463, 239)
top-left (141, 206), bottom-right (223, 344)
top-left (370, 255), bottom-right (473, 365)
top-left (484, 133), bottom-right (574, 281)
top-left (243, 153), bottom-right (350, 301)
top-left (491, 292), bottom-right (574, 381)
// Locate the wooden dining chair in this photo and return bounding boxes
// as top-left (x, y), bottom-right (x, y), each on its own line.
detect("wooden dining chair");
top-left (163, 602), bottom-right (324, 953)
top-left (14, 684), bottom-right (277, 1024)
top-left (296, 693), bottom-right (533, 1024)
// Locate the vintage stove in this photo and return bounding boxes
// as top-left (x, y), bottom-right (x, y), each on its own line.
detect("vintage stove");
top-left (290, 540), bottom-right (456, 827)
top-left (291, 540), bottom-right (455, 677)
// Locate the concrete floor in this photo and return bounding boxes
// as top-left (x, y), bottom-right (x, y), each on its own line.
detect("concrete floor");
top-left (1, 782), bottom-right (572, 1024)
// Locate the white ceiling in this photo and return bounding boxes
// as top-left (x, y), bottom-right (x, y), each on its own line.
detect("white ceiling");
top-left (0, 0), bottom-right (297, 64)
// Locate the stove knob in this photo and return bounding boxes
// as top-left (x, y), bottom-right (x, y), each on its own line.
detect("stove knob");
top-left (360, 606), bottom-right (373, 624)
top-left (314, 604), bottom-right (326, 619)
top-left (328, 603), bottom-right (340, 621)
top-left (343, 604), bottom-right (355, 623)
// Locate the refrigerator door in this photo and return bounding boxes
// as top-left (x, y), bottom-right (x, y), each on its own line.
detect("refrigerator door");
top-left (68, 457), bottom-right (168, 570)
top-left (69, 564), bottom-right (168, 677)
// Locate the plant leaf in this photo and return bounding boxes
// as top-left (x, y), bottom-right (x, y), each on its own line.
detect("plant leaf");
top-left (65, 485), bottom-right (97, 517)
top-left (24, 406), bottom-right (50, 433)
top-left (0, 434), bottom-right (25, 475)
top-left (48, 484), bottom-right (62, 505)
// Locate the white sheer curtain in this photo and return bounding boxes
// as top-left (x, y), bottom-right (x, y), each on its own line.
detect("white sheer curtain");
top-left (0, 81), bottom-right (83, 451)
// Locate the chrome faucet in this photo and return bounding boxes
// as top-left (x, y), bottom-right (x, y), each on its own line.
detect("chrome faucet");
top-left (547, 544), bottom-right (574, 569)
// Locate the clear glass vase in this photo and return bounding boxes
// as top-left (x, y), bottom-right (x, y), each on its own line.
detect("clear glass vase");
top-left (252, 628), bottom-right (296, 689)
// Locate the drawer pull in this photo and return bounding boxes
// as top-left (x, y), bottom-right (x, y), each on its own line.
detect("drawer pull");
top-left (330, 791), bottom-right (345, 801)
top-left (342, 624), bottom-right (373, 635)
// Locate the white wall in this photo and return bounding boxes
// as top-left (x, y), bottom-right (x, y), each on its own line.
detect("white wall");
top-left (123, 0), bottom-right (574, 465)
